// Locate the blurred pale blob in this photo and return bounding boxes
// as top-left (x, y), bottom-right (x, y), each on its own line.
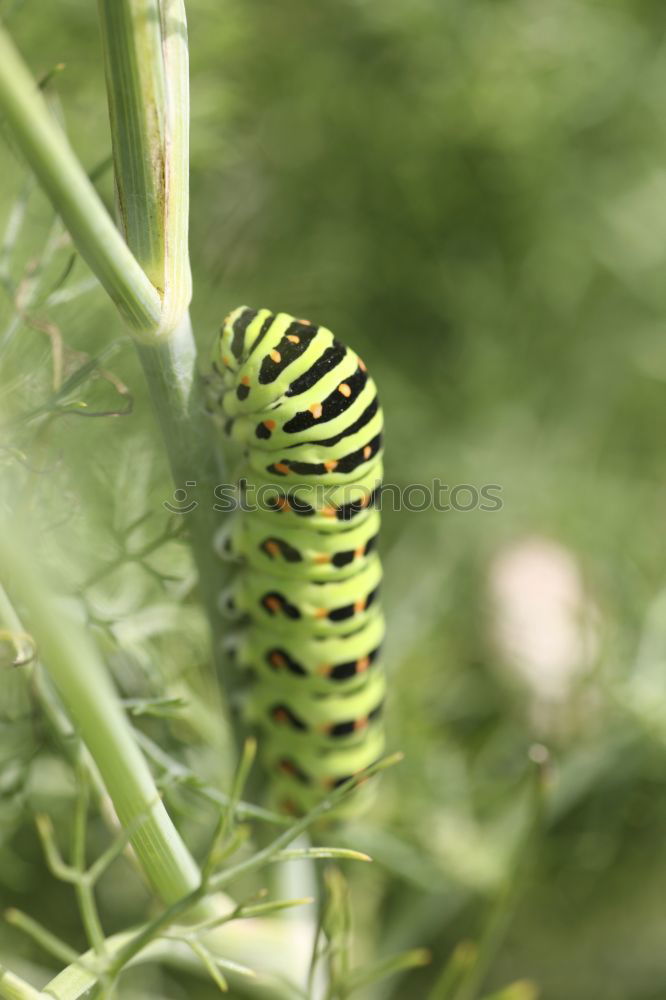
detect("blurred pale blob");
top-left (488, 537), bottom-right (599, 731)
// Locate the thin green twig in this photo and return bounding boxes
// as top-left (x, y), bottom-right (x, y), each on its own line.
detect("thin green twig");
top-left (0, 26), bottom-right (161, 335)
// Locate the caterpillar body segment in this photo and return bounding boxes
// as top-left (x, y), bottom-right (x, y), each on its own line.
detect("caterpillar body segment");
top-left (225, 552), bottom-right (382, 636)
top-left (250, 669), bottom-right (386, 749)
top-left (234, 606), bottom-right (385, 696)
top-left (211, 306), bottom-right (386, 814)
top-left (240, 469), bottom-right (384, 524)
top-left (266, 726), bottom-right (386, 818)
top-left (219, 507), bottom-right (381, 582)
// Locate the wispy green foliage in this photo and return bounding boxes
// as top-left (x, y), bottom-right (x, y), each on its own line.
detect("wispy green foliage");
top-left (3, 1), bottom-right (666, 999)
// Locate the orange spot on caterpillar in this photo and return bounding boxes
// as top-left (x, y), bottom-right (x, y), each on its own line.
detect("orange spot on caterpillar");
top-left (241, 375), bottom-right (250, 386)
top-left (354, 717), bottom-right (369, 731)
top-left (314, 553), bottom-right (331, 564)
top-left (264, 541), bottom-right (281, 557)
top-left (324, 459), bottom-right (338, 472)
top-left (309, 402), bottom-right (323, 419)
top-left (275, 496), bottom-right (289, 511)
top-left (264, 596), bottom-right (281, 613)
top-left (363, 445), bottom-right (372, 460)
top-left (270, 349), bottom-right (281, 363)
top-left (279, 759), bottom-right (297, 776)
top-left (354, 598), bottom-right (366, 613)
top-left (270, 652), bottom-right (287, 668)
top-left (317, 663), bottom-right (331, 676)
top-left (356, 656), bottom-right (370, 672)
top-left (321, 506), bottom-right (336, 518)
top-left (286, 334), bottom-right (300, 344)
top-left (358, 358), bottom-right (367, 372)
top-left (222, 355), bottom-right (231, 367)
top-left (338, 382), bottom-right (352, 398)
top-left (274, 462), bottom-right (290, 476)
top-left (273, 708), bottom-right (289, 724)
top-left (264, 419), bottom-right (276, 431)
top-left (314, 607), bottom-right (328, 619)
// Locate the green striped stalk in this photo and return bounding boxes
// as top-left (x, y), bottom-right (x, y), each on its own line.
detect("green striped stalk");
top-left (0, 25), bottom-right (161, 336)
top-left (97, 0), bottom-right (191, 337)
top-left (0, 527), bottom-right (202, 906)
top-left (0, 966), bottom-right (42, 1000)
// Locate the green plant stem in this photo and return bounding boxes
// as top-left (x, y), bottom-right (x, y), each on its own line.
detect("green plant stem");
top-left (0, 965), bottom-right (43, 1000)
top-left (0, 526), bottom-right (203, 907)
top-left (72, 780), bottom-right (107, 956)
top-left (99, 757), bottom-right (396, 983)
top-left (5, 911), bottom-right (82, 968)
top-left (42, 758), bottom-right (397, 1000)
top-left (97, 0), bottom-right (191, 336)
top-left (0, 24), bottom-right (161, 336)
top-left (43, 929), bottom-right (299, 1000)
top-left (135, 313), bottom-right (237, 733)
top-left (449, 759), bottom-right (548, 1000)
top-left (428, 942), bottom-right (478, 1000)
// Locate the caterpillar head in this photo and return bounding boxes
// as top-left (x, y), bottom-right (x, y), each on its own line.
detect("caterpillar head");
top-left (213, 306), bottom-right (256, 375)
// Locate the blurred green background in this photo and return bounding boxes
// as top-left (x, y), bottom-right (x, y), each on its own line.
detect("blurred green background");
top-left (3, 0), bottom-right (666, 997)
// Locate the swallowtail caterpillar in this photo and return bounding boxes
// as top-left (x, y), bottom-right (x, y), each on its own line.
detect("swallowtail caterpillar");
top-left (210, 307), bottom-right (385, 814)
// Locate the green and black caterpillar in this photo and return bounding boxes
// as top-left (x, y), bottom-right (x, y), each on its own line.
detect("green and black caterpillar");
top-left (210, 306), bottom-right (386, 814)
